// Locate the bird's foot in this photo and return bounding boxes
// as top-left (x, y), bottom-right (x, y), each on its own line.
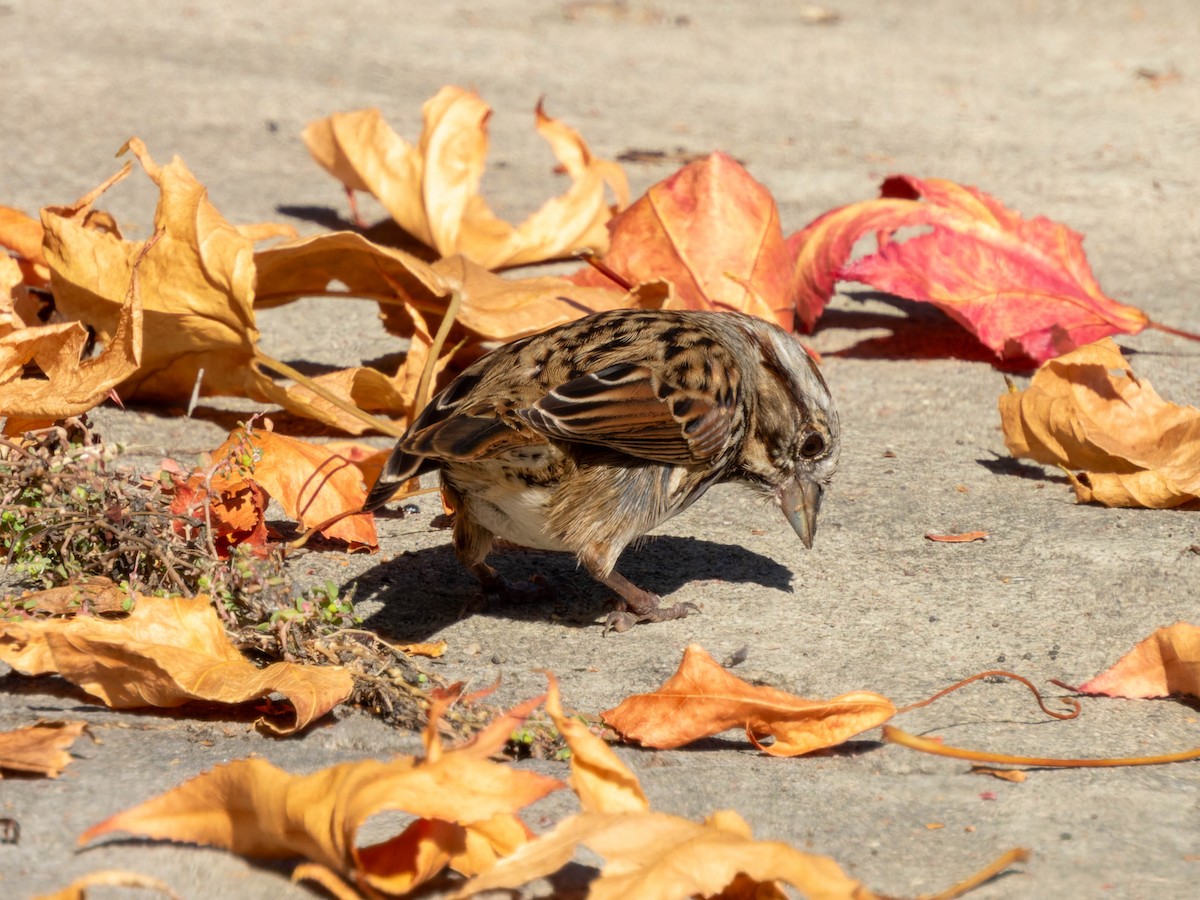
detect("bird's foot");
top-left (603, 599), bottom-right (701, 635)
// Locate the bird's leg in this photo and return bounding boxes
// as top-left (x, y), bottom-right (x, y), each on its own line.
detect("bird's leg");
top-left (452, 500), bottom-right (553, 604)
top-left (581, 554), bottom-right (700, 634)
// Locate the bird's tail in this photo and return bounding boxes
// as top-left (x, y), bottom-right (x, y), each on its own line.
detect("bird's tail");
top-left (363, 449), bottom-right (435, 512)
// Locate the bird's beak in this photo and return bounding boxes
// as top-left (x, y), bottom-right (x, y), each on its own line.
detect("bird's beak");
top-left (778, 477), bottom-right (823, 549)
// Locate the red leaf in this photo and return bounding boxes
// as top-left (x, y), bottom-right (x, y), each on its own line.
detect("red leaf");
top-left (573, 153), bottom-right (799, 330)
top-left (790, 175), bottom-right (1150, 361)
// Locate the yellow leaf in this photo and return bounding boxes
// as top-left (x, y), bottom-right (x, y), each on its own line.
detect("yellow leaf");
top-left (303, 87), bottom-right (628, 269)
top-left (0, 594), bottom-right (352, 734)
top-left (999, 338), bottom-right (1200, 507)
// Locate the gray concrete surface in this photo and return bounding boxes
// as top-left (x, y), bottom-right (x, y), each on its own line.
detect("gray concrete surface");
top-left (3, 1), bottom-right (1200, 897)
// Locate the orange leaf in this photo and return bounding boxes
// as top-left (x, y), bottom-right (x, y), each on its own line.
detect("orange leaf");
top-left (925, 530), bottom-right (989, 543)
top-left (31, 869), bottom-right (180, 900)
top-left (0, 594), bottom-right (352, 734)
top-left (167, 470), bottom-right (269, 556)
top-left (303, 87), bottom-right (628, 269)
top-left (791, 175), bottom-right (1150, 360)
top-left (220, 427), bottom-right (377, 549)
top-left (1077, 623), bottom-right (1200, 699)
top-left (602, 644), bottom-right (894, 756)
top-left (0, 247), bottom-right (142, 419)
top-left (572, 152), bottom-right (798, 330)
top-left (0, 720), bottom-right (90, 778)
top-left (0, 205), bottom-right (50, 288)
top-left (456, 809), bottom-right (874, 900)
top-left (999, 338), bottom-right (1200, 507)
top-left (79, 698), bottom-right (562, 894)
top-left (544, 673), bottom-right (648, 814)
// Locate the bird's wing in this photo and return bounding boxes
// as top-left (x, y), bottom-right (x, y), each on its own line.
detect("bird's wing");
top-left (363, 368), bottom-right (545, 510)
top-left (517, 362), bottom-right (738, 465)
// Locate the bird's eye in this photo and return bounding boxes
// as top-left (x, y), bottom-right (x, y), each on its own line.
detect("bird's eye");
top-left (800, 433), bottom-right (826, 459)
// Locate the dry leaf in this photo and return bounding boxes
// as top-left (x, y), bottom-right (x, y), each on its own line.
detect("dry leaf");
top-left (79, 696), bottom-right (562, 895)
top-left (602, 644), bottom-right (895, 756)
top-left (1077, 623), bottom-right (1200, 699)
top-left (0, 720), bottom-right (89, 778)
top-left (999, 338), bottom-right (1200, 507)
top-left (32, 869), bottom-right (180, 900)
top-left (790, 175), bottom-right (1151, 360)
top-left (41, 141), bottom-right (282, 404)
top-left (167, 468), bottom-right (269, 556)
top-left (0, 243), bottom-right (142, 419)
top-left (253, 232), bottom-right (637, 430)
top-left (0, 594), bottom-right (352, 734)
top-left (304, 87), bottom-right (628, 269)
top-left (925, 531), bottom-right (989, 543)
top-left (572, 152), bottom-right (799, 330)
top-left (4, 578), bottom-right (129, 616)
top-left (970, 766), bottom-right (1028, 783)
top-left (544, 673), bottom-right (648, 814)
top-left (215, 425), bottom-right (377, 548)
top-left (457, 809), bottom-right (874, 900)
top-left (0, 205), bottom-right (50, 288)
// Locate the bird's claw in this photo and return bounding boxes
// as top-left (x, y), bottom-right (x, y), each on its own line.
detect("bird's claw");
top-left (602, 600), bottom-right (701, 636)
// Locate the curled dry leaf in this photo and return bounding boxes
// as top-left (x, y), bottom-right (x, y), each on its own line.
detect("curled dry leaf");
top-left (78, 696), bottom-right (562, 897)
top-left (457, 809), bottom-right (873, 900)
top-left (304, 86), bottom-right (629, 269)
top-left (543, 673), bottom-right (648, 814)
top-left (468, 675), bottom-right (869, 899)
top-left (4, 577), bottom-right (130, 616)
top-left (31, 869), bottom-right (181, 900)
top-left (0, 720), bottom-right (90, 778)
top-left (999, 338), bottom-right (1200, 507)
top-left (169, 423), bottom-right (378, 550)
top-left (0, 205), bottom-right (50, 287)
top-left (0, 593), bottom-right (352, 734)
top-left (253, 232), bottom-right (638, 431)
top-left (790, 175), bottom-right (1151, 360)
top-left (572, 152), bottom-right (800, 330)
top-left (41, 141), bottom-right (281, 404)
top-left (926, 531), bottom-right (989, 543)
top-left (602, 644), bottom-right (895, 756)
top-left (0, 246), bottom-right (142, 420)
top-left (1077, 623), bottom-right (1200, 699)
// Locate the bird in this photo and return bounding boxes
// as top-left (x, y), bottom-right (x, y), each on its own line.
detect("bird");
top-left (365, 308), bottom-right (840, 633)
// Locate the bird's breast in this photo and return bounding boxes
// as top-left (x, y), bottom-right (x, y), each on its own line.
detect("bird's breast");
top-left (443, 458), bottom-right (570, 553)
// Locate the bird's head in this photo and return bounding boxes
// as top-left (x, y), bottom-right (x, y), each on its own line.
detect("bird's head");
top-left (735, 319), bottom-right (840, 549)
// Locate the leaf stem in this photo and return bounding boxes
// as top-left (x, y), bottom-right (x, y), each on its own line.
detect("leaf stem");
top-left (884, 725), bottom-right (1200, 767)
top-left (1148, 319), bottom-right (1200, 343)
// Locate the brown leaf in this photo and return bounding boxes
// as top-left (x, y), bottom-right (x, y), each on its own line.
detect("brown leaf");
top-left (999, 338), bottom-right (1200, 507)
top-left (6, 578), bottom-right (129, 616)
top-left (0, 720), bottom-right (90, 778)
top-left (79, 697), bottom-right (563, 894)
top-left (456, 809), bottom-right (874, 900)
top-left (572, 152), bottom-right (798, 330)
top-left (303, 87), bottom-right (628, 269)
top-left (40, 140), bottom-right (279, 405)
top-left (0, 594), bottom-right (352, 734)
top-left (1077, 623), bottom-right (1200, 699)
top-left (602, 645), bottom-right (895, 756)
top-left (0, 245), bottom-right (142, 419)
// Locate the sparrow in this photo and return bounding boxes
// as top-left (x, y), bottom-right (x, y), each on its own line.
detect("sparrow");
top-left (366, 308), bottom-right (840, 633)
